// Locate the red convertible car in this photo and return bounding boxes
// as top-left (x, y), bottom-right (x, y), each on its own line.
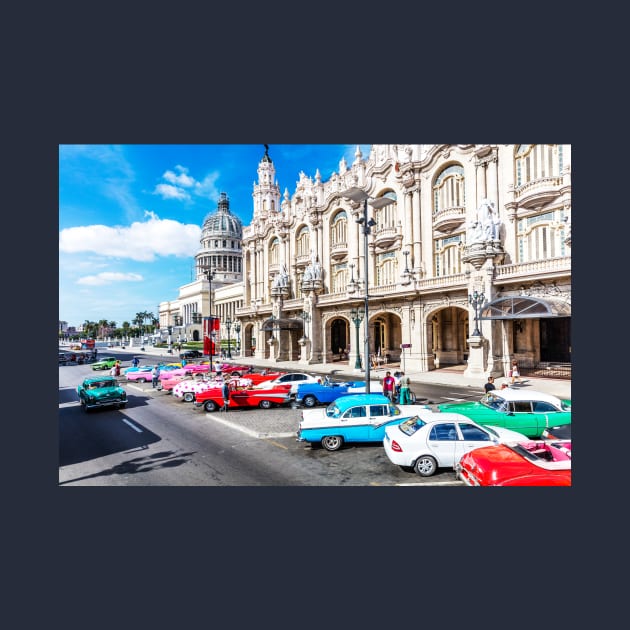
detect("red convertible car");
top-left (456, 439), bottom-right (571, 486)
top-left (194, 383), bottom-right (293, 411)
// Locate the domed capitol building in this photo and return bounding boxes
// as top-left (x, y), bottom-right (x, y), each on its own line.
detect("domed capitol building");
top-left (159, 144), bottom-right (571, 379)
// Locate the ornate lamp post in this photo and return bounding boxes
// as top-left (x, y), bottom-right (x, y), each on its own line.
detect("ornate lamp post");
top-left (341, 187), bottom-right (395, 393)
top-left (468, 290), bottom-right (486, 337)
top-left (350, 307), bottom-right (364, 371)
top-left (225, 316), bottom-right (233, 359)
top-left (203, 267), bottom-right (216, 368)
top-left (234, 322), bottom-right (241, 355)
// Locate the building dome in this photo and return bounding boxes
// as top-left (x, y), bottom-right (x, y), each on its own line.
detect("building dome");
top-left (201, 192), bottom-right (242, 239)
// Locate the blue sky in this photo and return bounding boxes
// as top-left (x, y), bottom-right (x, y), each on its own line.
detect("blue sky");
top-left (59, 144), bottom-right (371, 328)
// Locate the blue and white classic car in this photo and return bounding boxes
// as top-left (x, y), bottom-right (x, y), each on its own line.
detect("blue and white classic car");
top-left (294, 377), bottom-right (383, 407)
top-left (296, 393), bottom-right (411, 451)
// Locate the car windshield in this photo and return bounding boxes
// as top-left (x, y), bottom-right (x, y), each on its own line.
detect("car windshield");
top-left (398, 416), bottom-right (426, 436)
top-left (481, 392), bottom-right (508, 412)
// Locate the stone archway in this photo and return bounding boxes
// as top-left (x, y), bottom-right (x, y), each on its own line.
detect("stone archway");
top-left (428, 306), bottom-right (468, 368)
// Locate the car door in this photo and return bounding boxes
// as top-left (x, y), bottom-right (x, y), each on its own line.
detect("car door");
top-left (365, 404), bottom-right (394, 441)
top-left (509, 401), bottom-right (538, 436)
top-left (340, 405), bottom-right (368, 440)
top-left (427, 423), bottom-right (459, 466)
top-left (456, 422), bottom-right (494, 464)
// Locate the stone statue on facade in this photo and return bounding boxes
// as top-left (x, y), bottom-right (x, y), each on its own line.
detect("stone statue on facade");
top-left (478, 198), bottom-right (501, 241)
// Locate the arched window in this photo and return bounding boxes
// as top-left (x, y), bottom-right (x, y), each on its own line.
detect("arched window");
top-left (269, 237), bottom-right (279, 265)
top-left (433, 165), bottom-right (465, 214)
top-left (330, 210), bottom-right (347, 245)
top-left (374, 191), bottom-right (397, 230)
top-left (516, 211), bottom-right (567, 262)
top-left (331, 262), bottom-right (347, 293)
top-left (515, 145), bottom-right (563, 188)
top-left (376, 252), bottom-right (397, 286)
top-left (433, 235), bottom-right (463, 276)
top-left (296, 226), bottom-right (310, 257)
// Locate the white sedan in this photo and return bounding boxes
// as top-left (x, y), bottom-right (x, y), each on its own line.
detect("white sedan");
top-left (383, 411), bottom-right (529, 477)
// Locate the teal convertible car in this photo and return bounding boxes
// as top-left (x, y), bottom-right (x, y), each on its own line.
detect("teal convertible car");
top-left (437, 388), bottom-right (571, 438)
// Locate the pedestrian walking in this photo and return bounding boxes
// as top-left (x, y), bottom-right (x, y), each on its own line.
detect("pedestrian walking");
top-left (382, 371), bottom-right (396, 402)
top-left (510, 359), bottom-right (521, 384)
top-left (484, 376), bottom-right (496, 393)
top-left (221, 378), bottom-right (231, 412)
top-left (132, 356), bottom-right (140, 368)
top-left (151, 365), bottom-right (161, 388)
top-left (114, 360), bottom-right (121, 377)
top-left (399, 372), bottom-right (412, 404)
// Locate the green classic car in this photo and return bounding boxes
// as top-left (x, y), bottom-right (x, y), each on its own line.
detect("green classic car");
top-left (77, 376), bottom-right (127, 412)
top-left (437, 388), bottom-right (571, 438)
top-left (91, 356), bottom-right (118, 371)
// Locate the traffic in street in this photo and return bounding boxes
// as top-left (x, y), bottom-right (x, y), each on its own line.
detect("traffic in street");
top-left (59, 352), bottom-right (492, 486)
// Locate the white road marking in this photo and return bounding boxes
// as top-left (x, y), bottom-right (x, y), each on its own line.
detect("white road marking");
top-left (205, 413), bottom-right (294, 439)
top-left (59, 401), bottom-right (81, 408)
top-left (121, 418), bottom-right (143, 432)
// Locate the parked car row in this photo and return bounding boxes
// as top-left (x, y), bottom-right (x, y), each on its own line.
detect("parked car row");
top-left (296, 390), bottom-right (572, 485)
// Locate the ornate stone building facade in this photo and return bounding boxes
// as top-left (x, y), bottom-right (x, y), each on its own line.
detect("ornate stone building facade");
top-left (161, 144), bottom-right (571, 379)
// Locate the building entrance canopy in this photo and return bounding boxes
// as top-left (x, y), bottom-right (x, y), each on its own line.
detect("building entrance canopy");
top-left (261, 317), bottom-right (304, 331)
top-left (480, 296), bottom-right (571, 320)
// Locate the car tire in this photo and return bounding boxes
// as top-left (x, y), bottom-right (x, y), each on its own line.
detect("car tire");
top-left (80, 400), bottom-right (89, 413)
top-left (183, 392), bottom-right (195, 403)
top-left (204, 400), bottom-right (218, 412)
top-left (321, 435), bottom-right (343, 451)
top-left (259, 400), bottom-right (273, 409)
top-left (414, 455), bottom-right (437, 477)
top-left (231, 372), bottom-right (241, 378)
top-left (302, 395), bottom-right (317, 408)
top-left (118, 402), bottom-right (127, 409)
top-left (138, 377), bottom-right (147, 383)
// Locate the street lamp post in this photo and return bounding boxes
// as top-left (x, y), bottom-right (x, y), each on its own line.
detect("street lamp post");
top-left (341, 187), bottom-right (396, 393)
top-left (234, 322), bottom-right (241, 355)
top-left (468, 290), bottom-right (486, 337)
top-left (203, 268), bottom-right (216, 369)
top-left (350, 307), bottom-right (364, 370)
top-left (225, 317), bottom-right (233, 359)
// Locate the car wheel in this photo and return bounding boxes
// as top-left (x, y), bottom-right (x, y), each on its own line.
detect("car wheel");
top-left (118, 402), bottom-right (127, 409)
top-left (138, 377), bottom-right (147, 383)
top-left (80, 400), bottom-right (89, 413)
top-left (259, 399), bottom-right (273, 409)
top-left (231, 372), bottom-right (241, 378)
top-left (414, 455), bottom-right (437, 477)
top-left (321, 435), bottom-right (343, 451)
top-left (204, 400), bottom-right (218, 412)
top-left (303, 395), bottom-right (317, 407)
top-left (183, 392), bottom-right (195, 403)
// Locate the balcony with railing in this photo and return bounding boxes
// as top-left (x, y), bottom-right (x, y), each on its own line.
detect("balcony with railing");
top-left (330, 241), bottom-right (348, 260)
top-left (433, 206), bottom-right (466, 232)
top-left (514, 176), bottom-right (562, 209)
top-left (372, 226), bottom-right (400, 249)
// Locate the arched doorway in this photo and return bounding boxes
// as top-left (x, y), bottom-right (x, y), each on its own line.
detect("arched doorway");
top-left (330, 318), bottom-right (348, 357)
top-left (430, 306), bottom-right (468, 368)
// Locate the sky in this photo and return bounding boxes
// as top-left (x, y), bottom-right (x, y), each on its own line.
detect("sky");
top-left (59, 144), bottom-right (371, 329)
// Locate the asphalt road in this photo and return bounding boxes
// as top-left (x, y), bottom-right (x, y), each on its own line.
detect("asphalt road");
top-left (59, 355), bottom-right (487, 487)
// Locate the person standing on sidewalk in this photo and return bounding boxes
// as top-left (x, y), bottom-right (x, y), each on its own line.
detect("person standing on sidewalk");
top-left (151, 365), bottom-right (161, 388)
top-left (399, 372), bottom-right (412, 404)
top-left (221, 378), bottom-right (231, 412)
top-left (510, 359), bottom-right (521, 384)
top-left (382, 371), bottom-right (395, 402)
top-left (484, 376), bottom-right (496, 393)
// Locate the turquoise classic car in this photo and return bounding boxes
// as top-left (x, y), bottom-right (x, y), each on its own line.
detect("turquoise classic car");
top-left (437, 388), bottom-right (571, 438)
top-left (77, 376), bottom-right (127, 412)
top-left (297, 393), bottom-right (411, 451)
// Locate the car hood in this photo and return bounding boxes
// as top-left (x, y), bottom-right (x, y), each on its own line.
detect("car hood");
top-left (438, 401), bottom-right (481, 412)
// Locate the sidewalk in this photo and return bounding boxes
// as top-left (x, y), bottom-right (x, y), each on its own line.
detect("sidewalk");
top-left (102, 343), bottom-right (571, 400)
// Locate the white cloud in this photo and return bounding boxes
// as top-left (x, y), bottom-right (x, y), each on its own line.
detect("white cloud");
top-left (163, 166), bottom-right (196, 188)
top-left (59, 211), bottom-right (202, 262)
top-left (154, 183), bottom-right (191, 201)
top-left (77, 272), bottom-right (144, 286)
